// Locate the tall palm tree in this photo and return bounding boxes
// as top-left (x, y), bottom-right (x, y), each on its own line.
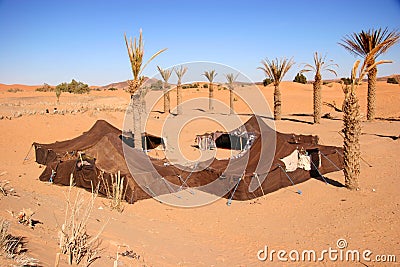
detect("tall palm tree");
top-left (258, 57), bottom-right (295, 120)
top-left (301, 52), bottom-right (338, 124)
top-left (157, 66), bottom-right (173, 114)
top-left (342, 52), bottom-right (391, 190)
top-left (174, 66), bottom-right (188, 115)
top-left (203, 70), bottom-right (217, 111)
top-left (225, 73), bottom-right (239, 114)
top-left (339, 27), bottom-right (400, 121)
top-left (124, 30), bottom-right (166, 150)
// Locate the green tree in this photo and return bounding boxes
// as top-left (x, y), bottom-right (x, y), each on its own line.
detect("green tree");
top-left (339, 27), bottom-right (399, 120)
top-left (203, 70), bottom-right (217, 111)
top-left (293, 73), bottom-right (307, 84)
top-left (125, 29), bottom-right (167, 150)
top-left (301, 52), bottom-right (338, 124)
top-left (258, 57), bottom-right (295, 120)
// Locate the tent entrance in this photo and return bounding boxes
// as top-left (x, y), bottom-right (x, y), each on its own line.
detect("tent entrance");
top-left (120, 133), bottom-right (165, 150)
top-left (215, 134), bottom-right (249, 150)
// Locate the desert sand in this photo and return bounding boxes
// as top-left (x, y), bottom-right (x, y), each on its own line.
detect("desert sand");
top-left (0, 81), bottom-right (399, 266)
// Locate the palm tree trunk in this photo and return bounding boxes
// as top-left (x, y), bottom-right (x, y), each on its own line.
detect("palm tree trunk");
top-left (229, 88), bottom-right (234, 114)
top-left (209, 83), bottom-right (214, 111)
top-left (273, 85), bottom-right (281, 120)
top-left (164, 85), bottom-right (170, 113)
top-left (132, 93), bottom-right (142, 150)
top-left (177, 84), bottom-right (182, 115)
top-left (367, 65), bottom-right (377, 121)
top-left (343, 87), bottom-right (361, 190)
top-left (313, 74), bottom-right (322, 124)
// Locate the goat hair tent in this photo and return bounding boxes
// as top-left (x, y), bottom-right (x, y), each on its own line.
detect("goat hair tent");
top-left (33, 116), bottom-right (344, 204)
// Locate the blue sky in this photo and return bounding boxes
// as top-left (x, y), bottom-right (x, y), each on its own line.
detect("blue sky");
top-left (0, 0), bottom-right (399, 86)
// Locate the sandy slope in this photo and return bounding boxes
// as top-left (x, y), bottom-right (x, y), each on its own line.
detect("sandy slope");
top-left (0, 81), bottom-right (399, 266)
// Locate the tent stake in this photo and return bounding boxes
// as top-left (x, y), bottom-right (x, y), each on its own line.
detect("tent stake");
top-left (227, 176), bottom-right (242, 206)
top-left (277, 165), bottom-right (302, 194)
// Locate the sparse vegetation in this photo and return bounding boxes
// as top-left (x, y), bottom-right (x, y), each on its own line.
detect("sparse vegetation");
top-left (56, 175), bottom-right (103, 266)
top-left (7, 88), bottom-right (23, 93)
top-left (36, 83), bottom-right (53, 92)
top-left (293, 73), bottom-right (307, 84)
top-left (387, 77), bottom-right (399, 84)
top-left (203, 83), bottom-right (208, 88)
top-left (108, 87), bottom-right (118, 91)
top-left (262, 78), bottom-right (273, 86)
top-left (56, 79), bottom-right (90, 94)
top-left (101, 171), bottom-right (126, 212)
top-left (0, 219), bottom-right (38, 266)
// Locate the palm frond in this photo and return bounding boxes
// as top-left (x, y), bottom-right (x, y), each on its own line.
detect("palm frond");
top-left (157, 66), bottom-right (172, 83)
top-left (258, 57), bottom-right (295, 85)
top-left (300, 52), bottom-right (338, 78)
top-left (203, 70), bottom-right (217, 83)
top-left (339, 27), bottom-right (400, 60)
top-left (124, 29), bottom-right (167, 93)
top-left (174, 66), bottom-right (188, 84)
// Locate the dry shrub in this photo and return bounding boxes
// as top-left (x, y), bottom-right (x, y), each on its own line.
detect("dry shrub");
top-left (101, 171), bottom-right (127, 213)
top-left (57, 174), bottom-right (104, 266)
top-left (0, 219), bottom-right (22, 258)
top-left (0, 180), bottom-right (17, 198)
top-left (0, 219), bottom-right (40, 266)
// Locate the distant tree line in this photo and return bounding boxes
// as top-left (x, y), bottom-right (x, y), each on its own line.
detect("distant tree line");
top-left (35, 79), bottom-right (90, 94)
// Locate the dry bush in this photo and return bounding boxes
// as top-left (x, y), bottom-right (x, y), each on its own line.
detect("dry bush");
top-left (56, 174), bottom-right (104, 266)
top-left (0, 219), bottom-right (22, 258)
top-left (0, 219), bottom-right (40, 266)
top-left (101, 171), bottom-right (127, 213)
top-left (0, 180), bottom-right (17, 197)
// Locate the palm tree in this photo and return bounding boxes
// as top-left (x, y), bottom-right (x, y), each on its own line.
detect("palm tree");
top-left (301, 52), bottom-right (338, 124)
top-left (225, 73), bottom-right (239, 114)
top-left (258, 57), bottom-right (295, 120)
top-left (174, 66), bottom-right (188, 115)
top-left (342, 47), bottom-right (391, 190)
top-left (339, 27), bottom-right (400, 121)
top-left (203, 70), bottom-right (217, 111)
top-left (124, 29), bottom-right (166, 150)
top-left (157, 66), bottom-right (173, 114)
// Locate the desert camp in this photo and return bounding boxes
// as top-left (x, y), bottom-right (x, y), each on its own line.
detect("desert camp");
top-left (0, 0), bottom-right (399, 266)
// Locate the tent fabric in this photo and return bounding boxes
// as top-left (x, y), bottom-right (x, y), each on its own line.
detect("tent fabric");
top-left (33, 116), bottom-right (344, 204)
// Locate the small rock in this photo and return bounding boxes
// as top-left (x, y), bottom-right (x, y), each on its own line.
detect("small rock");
top-left (372, 188), bottom-right (376, 192)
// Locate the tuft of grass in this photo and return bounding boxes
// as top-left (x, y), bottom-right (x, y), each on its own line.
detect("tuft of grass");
top-left (56, 174), bottom-right (104, 266)
top-left (101, 171), bottom-right (126, 213)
